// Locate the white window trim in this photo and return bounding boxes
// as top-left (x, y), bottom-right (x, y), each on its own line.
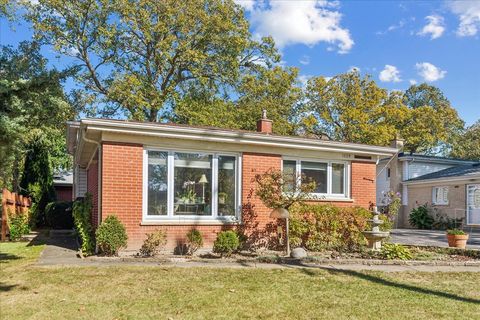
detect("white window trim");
top-left (142, 147), bottom-right (242, 223)
top-left (282, 157), bottom-right (351, 200)
top-left (466, 184), bottom-right (480, 226)
top-left (432, 186), bottom-right (449, 206)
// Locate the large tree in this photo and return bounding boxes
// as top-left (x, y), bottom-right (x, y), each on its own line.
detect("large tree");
top-left (450, 120), bottom-right (480, 160)
top-left (0, 41), bottom-right (74, 189)
top-left (300, 72), bottom-right (464, 153)
top-left (26, 0), bottom-right (280, 122)
top-left (174, 66), bottom-right (301, 135)
top-left (401, 84), bottom-right (464, 153)
top-left (300, 71), bottom-right (408, 145)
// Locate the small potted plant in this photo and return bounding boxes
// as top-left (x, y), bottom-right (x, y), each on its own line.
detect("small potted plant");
top-left (218, 192), bottom-right (228, 205)
top-left (446, 229), bottom-right (469, 249)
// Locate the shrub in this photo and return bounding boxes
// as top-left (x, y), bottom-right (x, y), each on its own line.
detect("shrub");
top-left (8, 211), bottom-right (30, 241)
top-left (186, 229), bottom-right (203, 255)
top-left (72, 194), bottom-right (95, 256)
top-left (378, 213), bottom-right (394, 232)
top-left (447, 229), bottom-right (466, 235)
top-left (96, 215), bottom-right (128, 256)
top-left (409, 205), bottom-right (434, 229)
top-left (213, 230), bottom-right (240, 256)
top-left (139, 230), bottom-right (167, 257)
top-left (432, 213), bottom-right (463, 230)
top-left (289, 204), bottom-right (371, 251)
top-left (45, 201), bottom-right (74, 229)
top-left (381, 243), bottom-right (412, 260)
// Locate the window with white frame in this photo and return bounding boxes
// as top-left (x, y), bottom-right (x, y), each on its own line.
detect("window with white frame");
top-left (432, 186), bottom-right (449, 205)
top-left (144, 150), bottom-right (239, 220)
top-left (282, 159), bottom-right (348, 198)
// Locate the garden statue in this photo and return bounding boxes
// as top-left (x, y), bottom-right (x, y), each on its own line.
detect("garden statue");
top-left (363, 207), bottom-right (390, 251)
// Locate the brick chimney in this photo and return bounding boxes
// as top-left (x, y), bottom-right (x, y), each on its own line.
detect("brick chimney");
top-left (257, 109), bottom-right (272, 134)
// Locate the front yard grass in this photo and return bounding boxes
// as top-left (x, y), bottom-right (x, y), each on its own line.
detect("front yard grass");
top-left (1, 242), bottom-right (479, 320)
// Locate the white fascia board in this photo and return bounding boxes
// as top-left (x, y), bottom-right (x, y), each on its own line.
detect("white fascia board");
top-left (80, 119), bottom-right (398, 157)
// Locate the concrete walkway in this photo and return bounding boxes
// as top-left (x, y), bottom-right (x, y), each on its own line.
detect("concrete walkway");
top-left (391, 228), bottom-right (480, 250)
top-left (35, 232), bottom-right (480, 272)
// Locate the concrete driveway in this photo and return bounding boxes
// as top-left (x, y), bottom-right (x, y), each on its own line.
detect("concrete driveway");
top-left (391, 229), bottom-right (480, 250)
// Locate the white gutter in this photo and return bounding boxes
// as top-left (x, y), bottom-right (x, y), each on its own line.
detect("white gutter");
top-left (80, 119), bottom-right (397, 157)
top-left (403, 174), bottom-right (480, 186)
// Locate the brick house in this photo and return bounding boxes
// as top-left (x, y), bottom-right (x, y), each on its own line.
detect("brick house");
top-left (67, 116), bottom-right (397, 251)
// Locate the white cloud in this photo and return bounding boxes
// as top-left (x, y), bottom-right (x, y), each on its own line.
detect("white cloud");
top-left (376, 19), bottom-right (406, 35)
top-left (247, 0), bottom-right (354, 53)
top-left (448, 1), bottom-right (480, 36)
top-left (299, 55), bottom-right (310, 65)
top-left (417, 15), bottom-right (445, 39)
top-left (409, 79), bottom-right (417, 85)
top-left (235, 0), bottom-right (256, 11)
top-left (379, 65), bottom-right (402, 83)
top-left (415, 62), bottom-right (446, 82)
top-left (298, 74), bottom-right (313, 87)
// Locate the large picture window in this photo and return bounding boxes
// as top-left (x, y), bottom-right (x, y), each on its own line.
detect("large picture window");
top-left (144, 150), bottom-right (239, 220)
top-left (282, 159), bottom-right (348, 198)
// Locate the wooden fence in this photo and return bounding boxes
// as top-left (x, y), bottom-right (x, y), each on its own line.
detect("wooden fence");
top-left (1, 188), bottom-right (32, 241)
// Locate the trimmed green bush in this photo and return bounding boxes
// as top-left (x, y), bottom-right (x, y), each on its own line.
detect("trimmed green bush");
top-left (213, 230), bottom-right (240, 256)
top-left (381, 243), bottom-right (412, 260)
top-left (139, 230), bottom-right (167, 257)
top-left (96, 215), bottom-right (128, 256)
top-left (289, 204), bottom-right (371, 251)
top-left (72, 194), bottom-right (95, 256)
top-left (45, 201), bottom-right (74, 229)
top-left (409, 205), bottom-right (434, 229)
top-left (8, 211), bottom-right (30, 241)
top-left (186, 229), bottom-right (203, 255)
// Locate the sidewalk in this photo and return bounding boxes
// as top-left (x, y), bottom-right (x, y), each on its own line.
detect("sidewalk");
top-left (36, 233), bottom-right (480, 272)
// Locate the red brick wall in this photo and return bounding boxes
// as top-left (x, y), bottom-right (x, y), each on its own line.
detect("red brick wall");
top-left (87, 156), bottom-right (99, 228)
top-left (101, 143), bottom-right (232, 250)
top-left (99, 142), bottom-right (377, 251)
top-left (239, 152), bottom-right (283, 249)
top-left (55, 186), bottom-right (72, 202)
top-left (350, 161), bottom-right (376, 208)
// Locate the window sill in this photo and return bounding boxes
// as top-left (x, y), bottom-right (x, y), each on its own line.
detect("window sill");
top-left (140, 219), bottom-right (240, 226)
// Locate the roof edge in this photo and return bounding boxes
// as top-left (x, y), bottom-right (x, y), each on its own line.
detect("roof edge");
top-left (78, 118), bottom-right (398, 156)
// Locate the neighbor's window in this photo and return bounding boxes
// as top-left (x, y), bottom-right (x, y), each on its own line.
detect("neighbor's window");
top-left (145, 150), bottom-right (239, 219)
top-left (432, 186), bottom-right (449, 205)
top-left (282, 159), bottom-right (348, 197)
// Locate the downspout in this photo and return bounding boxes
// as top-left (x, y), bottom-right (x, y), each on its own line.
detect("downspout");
top-left (82, 128), bottom-right (100, 168)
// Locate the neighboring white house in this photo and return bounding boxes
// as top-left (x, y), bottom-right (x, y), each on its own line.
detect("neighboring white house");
top-left (376, 139), bottom-right (479, 228)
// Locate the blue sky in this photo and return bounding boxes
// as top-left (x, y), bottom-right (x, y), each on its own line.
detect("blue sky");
top-left (239, 0), bottom-right (480, 125)
top-left (1, 0), bottom-right (479, 125)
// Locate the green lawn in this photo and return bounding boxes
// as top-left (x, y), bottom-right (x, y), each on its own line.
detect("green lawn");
top-left (1, 242), bottom-right (479, 319)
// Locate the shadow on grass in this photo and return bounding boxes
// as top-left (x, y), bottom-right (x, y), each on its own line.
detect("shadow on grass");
top-left (292, 262), bottom-right (480, 305)
top-left (0, 252), bottom-right (21, 263)
top-left (0, 282), bottom-right (18, 292)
